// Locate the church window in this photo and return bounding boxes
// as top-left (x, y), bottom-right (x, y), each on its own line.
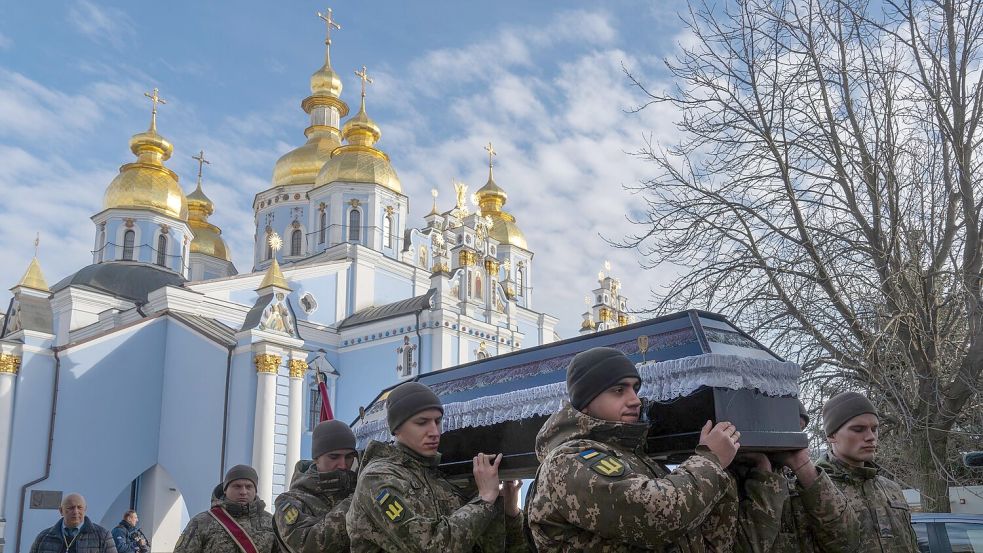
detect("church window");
top-left (396, 336), bottom-right (417, 378)
top-left (308, 386), bottom-right (322, 431)
top-left (419, 246), bottom-right (428, 269)
top-left (156, 235), bottom-right (168, 266)
top-left (290, 229), bottom-right (302, 256)
top-left (319, 211), bottom-right (326, 244)
top-left (122, 230), bottom-right (135, 261)
top-left (300, 292), bottom-right (318, 314)
top-left (516, 266), bottom-right (525, 296)
top-left (266, 238), bottom-right (273, 260)
top-left (384, 214), bottom-right (394, 249)
top-left (348, 209), bottom-right (361, 242)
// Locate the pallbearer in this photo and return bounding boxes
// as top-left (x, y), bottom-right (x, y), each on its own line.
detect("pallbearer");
top-left (174, 465), bottom-right (276, 553)
top-left (817, 392), bottom-right (918, 552)
top-left (274, 420), bottom-right (358, 552)
top-left (346, 381), bottom-right (526, 551)
top-left (527, 346), bottom-right (766, 552)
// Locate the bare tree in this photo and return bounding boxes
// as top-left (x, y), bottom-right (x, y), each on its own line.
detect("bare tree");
top-left (623, 0), bottom-right (983, 511)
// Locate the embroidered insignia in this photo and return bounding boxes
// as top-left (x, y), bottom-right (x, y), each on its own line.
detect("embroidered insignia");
top-left (578, 449), bottom-right (627, 477)
top-left (375, 488), bottom-right (406, 523)
top-left (283, 505), bottom-right (299, 525)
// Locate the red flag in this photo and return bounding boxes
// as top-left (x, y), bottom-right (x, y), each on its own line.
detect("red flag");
top-left (317, 374), bottom-right (333, 422)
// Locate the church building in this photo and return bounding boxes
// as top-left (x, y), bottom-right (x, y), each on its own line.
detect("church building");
top-left (0, 11), bottom-right (558, 552)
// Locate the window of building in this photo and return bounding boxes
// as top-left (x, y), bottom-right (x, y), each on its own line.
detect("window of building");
top-left (384, 214), bottom-right (394, 249)
top-left (291, 229), bottom-right (302, 256)
top-left (319, 211), bottom-right (326, 244)
top-left (308, 386), bottom-right (322, 431)
top-left (266, 238), bottom-right (273, 260)
top-left (348, 209), bottom-right (361, 242)
top-left (516, 266), bottom-right (525, 296)
top-left (156, 235), bottom-right (167, 266)
top-left (300, 292), bottom-right (318, 314)
top-left (122, 230), bottom-right (135, 261)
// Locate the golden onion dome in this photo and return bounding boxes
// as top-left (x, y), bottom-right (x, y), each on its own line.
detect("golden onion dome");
top-left (311, 61), bottom-right (343, 97)
top-left (487, 213), bottom-right (528, 250)
top-left (272, 133), bottom-right (342, 186)
top-left (103, 128), bottom-right (188, 220)
top-left (187, 183), bottom-right (231, 262)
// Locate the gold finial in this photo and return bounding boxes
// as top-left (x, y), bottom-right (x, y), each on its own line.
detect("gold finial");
top-left (14, 235), bottom-right (49, 293)
top-left (192, 149), bottom-right (210, 187)
top-left (428, 188), bottom-right (439, 216)
top-left (317, 8), bottom-right (341, 45)
top-left (143, 87), bottom-right (167, 132)
top-left (33, 232), bottom-right (40, 258)
top-left (355, 65), bottom-right (373, 99)
top-left (268, 232), bottom-right (283, 253)
top-left (484, 141), bottom-right (497, 180)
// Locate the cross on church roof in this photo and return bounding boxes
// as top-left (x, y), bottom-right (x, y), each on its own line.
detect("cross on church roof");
top-left (317, 8), bottom-right (341, 44)
top-left (192, 149), bottom-right (210, 186)
top-left (143, 87), bottom-right (167, 131)
top-left (355, 65), bottom-right (373, 98)
top-left (34, 232), bottom-right (40, 258)
top-left (485, 141), bottom-right (497, 169)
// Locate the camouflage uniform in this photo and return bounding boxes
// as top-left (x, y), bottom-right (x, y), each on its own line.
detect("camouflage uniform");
top-left (346, 440), bottom-right (526, 552)
top-left (734, 466), bottom-right (861, 552)
top-left (174, 486), bottom-right (277, 553)
top-left (527, 401), bottom-right (765, 552)
top-left (274, 460), bottom-right (354, 553)
top-left (816, 453), bottom-right (918, 553)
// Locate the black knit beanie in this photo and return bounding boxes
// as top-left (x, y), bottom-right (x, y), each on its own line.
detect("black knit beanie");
top-left (312, 420), bottom-right (356, 459)
top-left (566, 347), bottom-right (641, 411)
top-left (822, 392), bottom-right (877, 436)
top-left (223, 464), bottom-right (258, 490)
top-left (797, 398), bottom-right (810, 425)
top-left (386, 382), bottom-right (443, 433)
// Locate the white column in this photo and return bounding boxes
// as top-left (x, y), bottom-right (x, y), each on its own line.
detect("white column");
top-left (285, 359), bottom-right (307, 476)
top-left (0, 355), bottom-right (21, 520)
top-left (251, 354), bottom-right (280, 506)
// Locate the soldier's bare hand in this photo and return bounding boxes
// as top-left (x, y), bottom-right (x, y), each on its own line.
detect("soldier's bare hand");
top-left (473, 452), bottom-right (502, 504)
top-left (501, 480), bottom-right (521, 517)
top-left (773, 448), bottom-right (818, 487)
top-left (699, 420), bottom-right (740, 469)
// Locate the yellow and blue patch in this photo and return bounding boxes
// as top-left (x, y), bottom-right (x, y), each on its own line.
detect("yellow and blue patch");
top-left (578, 449), bottom-right (627, 478)
top-left (375, 488), bottom-right (407, 523)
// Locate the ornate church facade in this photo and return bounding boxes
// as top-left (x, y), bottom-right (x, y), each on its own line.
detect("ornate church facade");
top-left (0, 12), bottom-right (557, 552)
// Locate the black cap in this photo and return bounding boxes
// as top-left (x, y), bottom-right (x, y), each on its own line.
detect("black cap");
top-left (566, 347), bottom-right (641, 411)
top-left (822, 392), bottom-right (876, 436)
top-left (386, 382), bottom-right (443, 433)
top-left (223, 465), bottom-right (258, 490)
top-left (312, 420), bottom-right (356, 459)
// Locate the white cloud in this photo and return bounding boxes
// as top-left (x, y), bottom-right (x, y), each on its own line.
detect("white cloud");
top-left (68, 0), bottom-right (136, 49)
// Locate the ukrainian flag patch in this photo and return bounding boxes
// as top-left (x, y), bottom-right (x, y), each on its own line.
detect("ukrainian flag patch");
top-left (577, 448), bottom-right (628, 478)
top-left (375, 488), bottom-right (407, 523)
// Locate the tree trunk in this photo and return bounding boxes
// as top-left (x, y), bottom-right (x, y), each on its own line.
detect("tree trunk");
top-left (912, 427), bottom-right (952, 512)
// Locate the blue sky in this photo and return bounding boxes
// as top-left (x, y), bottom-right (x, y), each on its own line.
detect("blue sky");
top-left (0, 1), bottom-right (690, 337)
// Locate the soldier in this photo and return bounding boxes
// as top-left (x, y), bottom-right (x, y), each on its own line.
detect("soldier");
top-left (346, 381), bottom-right (526, 552)
top-left (274, 419), bottom-right (358, 552)
top-left (174, 465), bottom-right (277, 553)
top-left (734, 400), bottom-right (861, 552)
top-left (527, 346), bottom-right (762, 552)
top-left (816, 392), bottom-right (918, 552)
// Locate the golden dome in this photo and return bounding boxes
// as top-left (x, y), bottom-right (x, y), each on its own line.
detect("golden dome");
top-left (475, 169), bottom-right (526, 249)
top-left (187, 183), bottom-right (231, 262)
top-left (272, 133), bottom-right (342, 186)
top-left (311, 61), bottom-right (343, 97)
top-left (103, 127), bottom-right (187, 220)
top-left (315, 145), bottom-right (402, 193)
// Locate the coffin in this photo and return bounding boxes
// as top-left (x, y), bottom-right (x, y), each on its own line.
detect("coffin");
top-left (352, 310), bottom-right (807, 479)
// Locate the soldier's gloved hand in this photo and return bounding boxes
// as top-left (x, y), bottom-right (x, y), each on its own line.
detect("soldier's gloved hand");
top-left (473, 453), bottom-right (503, 504)
top-left (501, 480), bottom-right (521, 517)
top-left (773, 448), bottom-right (818, 487)
top-left (699, 420), bottom-right (741, 469)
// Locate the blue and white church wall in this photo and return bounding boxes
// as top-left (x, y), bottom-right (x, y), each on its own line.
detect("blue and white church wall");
top-left (91, 209), bottom-right (192, 278)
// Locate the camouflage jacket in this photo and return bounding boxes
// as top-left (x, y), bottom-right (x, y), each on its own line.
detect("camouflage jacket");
top-left (735, 466), bottom-right (861, 553)
top-left (346, 440), bottom-right (526, 552)
top-left (274, 460), bottom-right (355, 553)
top-left (527, 401), bottom-right (745, 552)
top-left (175, 486), bottom-right (277, 553)
top-left (815, 453), bottom-right (918, 553)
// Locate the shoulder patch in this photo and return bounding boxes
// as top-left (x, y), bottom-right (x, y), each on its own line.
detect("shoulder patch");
top-left (375, 488), bottom-right (407, 523)
top-left (577, 449), bottom-right (628, 477)
top-left (283, 505), bottom-right (299, 525)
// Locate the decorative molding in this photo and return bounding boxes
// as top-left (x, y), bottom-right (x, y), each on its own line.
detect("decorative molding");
top-left (459, 250), bottom-right (477, 267)
top-left (484, 259), bottom-right (499, 275)
top-left (348, 198), bottom-right (361, 208)
top-left (288, 359), bottom-right (309, 379)
top-left (0, 354), bottom-right (22, 375)
top-left (255, 353), bottom-right (282, 374)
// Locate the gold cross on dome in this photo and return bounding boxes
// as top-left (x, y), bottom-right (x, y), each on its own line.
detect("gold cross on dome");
top-left (355, 65), bottom-right (373, 98)
top-left (192, 149), bottom-right (210, 185)
top-left (317, 8), bottom-right (341, 44)
top-left (34, 232), bottom-right (40, 258)
top-left (484, 141), bottom-right (497, 169)
top-left (143, 87), bottom-right (167, 130)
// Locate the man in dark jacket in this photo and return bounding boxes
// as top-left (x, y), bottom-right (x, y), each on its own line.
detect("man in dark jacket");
top-left (274, 419), bottom-right (358, 552)
top-left (30, 493), bottom-right (117, 553)
top-left (112, 510), bottom-right (150, 553)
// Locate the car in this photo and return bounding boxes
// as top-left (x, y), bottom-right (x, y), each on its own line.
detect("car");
top-left (912, 513), bottom-right (983, 552)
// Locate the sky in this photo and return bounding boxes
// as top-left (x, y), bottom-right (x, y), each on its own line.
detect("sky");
top-left (0, 0), bottom-right (691, 338)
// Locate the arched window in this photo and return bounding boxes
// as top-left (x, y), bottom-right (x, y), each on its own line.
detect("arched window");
top-left (516, 266), bottom-right (525, 296)
top-left (348, 209), bottom-right (361, 242)
top-left (419, 247), bottom-right (428, 269)
top-left (402, 348), bottom-right (413, 377)
top-left (475, 275), bottom-right (482, 297)
top-left (122, 230), bottom-right (135, 261)
top-left (156, 234), bottom-right (168, 266)
top-left (265, 239), bottom-right (273, 260)
top-left (291, 229), bottom-right (302, 256)
top-left (384, 214), bottom-right (394, 249)
top-left (319, 211), bottom-right (327, 244)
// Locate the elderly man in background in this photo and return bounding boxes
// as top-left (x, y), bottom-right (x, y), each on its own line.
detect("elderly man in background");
top-left (29, 493), bottom-right (117, 553)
